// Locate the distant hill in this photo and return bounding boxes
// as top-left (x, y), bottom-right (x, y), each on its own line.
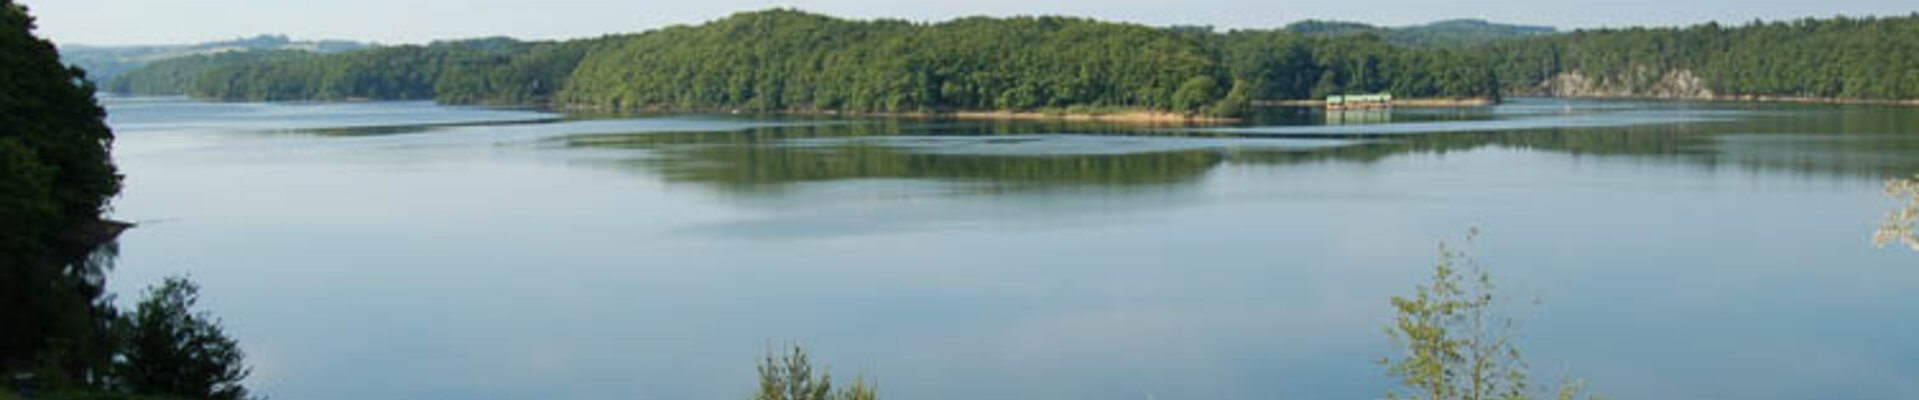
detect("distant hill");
top-left (58, 34), bottom-right (373, 83)
top-left (1284, 19), bottom-right (1556, 47)
top-left (179, 10), bottom-right (1502, 113)
top-left (120, 10), bottom-right (1919, 111)
top-left (106, 49), bottom-right (317, 95)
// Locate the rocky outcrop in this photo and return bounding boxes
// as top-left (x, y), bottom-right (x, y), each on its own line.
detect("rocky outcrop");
top-left (1513, 69), bottom-right (1919, 106)
top-left (1530, 67), bottom-right (1714, 99)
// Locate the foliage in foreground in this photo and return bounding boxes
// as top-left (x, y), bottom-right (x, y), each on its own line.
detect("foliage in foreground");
top-left (1383, 229), bottom-right (1598, 400)
top-left (2, 0), bottom-right (123, 387)
top-left (117, 277), bottom-right (251, 400)
top-left (755, 345), bottom-right (877, 400)
top-left (1875, 176), bottom-right (1919, 252)
top-left (3, 4), bottom-right (244, 399)
top-left (2, 4), bottom-right (251, 389)
top-left (9, 389), bottom-right (197, 400)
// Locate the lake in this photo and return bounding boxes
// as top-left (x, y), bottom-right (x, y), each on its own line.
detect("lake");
top-left (101, 96), bottom-right (1919, 400)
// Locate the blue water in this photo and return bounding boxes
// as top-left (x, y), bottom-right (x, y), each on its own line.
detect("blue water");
top-left (103, 97), bottom-right (1919, 400)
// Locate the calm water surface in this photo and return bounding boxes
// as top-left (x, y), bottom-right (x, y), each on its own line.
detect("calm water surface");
top-left (102, 96), bottom-right (1919, 400)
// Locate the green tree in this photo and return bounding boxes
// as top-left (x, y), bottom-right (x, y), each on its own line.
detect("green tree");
top-left (106, 50), bottom-right (313, 95)
top-left (1874, 176), bottom-right (1919, 252)
top-left (168, 10), bottom-right (1505, 117)
top-left (1383, 229), bottom-right (1597, 400)
top-left (1208, 79), bottom-right (1253, 116)
top-left (1311, 70), bottom-right (1342, 97)
top-left (1485, 14), bottom-right (1919, 100)
top-left (1172, 76), bottom-right (1220, 114)
top-left (754, 345), bottom-right (877, 400)
top-left (117, 277), bottom-right (251, 400)
top-left (1, 0), bottom-right (122, 385)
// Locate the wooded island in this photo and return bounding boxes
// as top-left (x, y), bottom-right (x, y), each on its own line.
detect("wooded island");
top-left (107, 10), bottom-right (1919, 118)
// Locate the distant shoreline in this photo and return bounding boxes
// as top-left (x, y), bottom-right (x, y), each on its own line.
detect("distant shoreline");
top-left (1539, 94), bottom-right (1919, 107)
top-left (934, 110), bottom-right (1235, 124)
top-left (558, 105), bottom-right (1244, 125)
top-left (1254, 97), bottom-right (1499, 108)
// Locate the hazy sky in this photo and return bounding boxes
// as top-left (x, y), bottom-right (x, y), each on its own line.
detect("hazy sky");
top-left (20, 0), bottom-right (1919, 46)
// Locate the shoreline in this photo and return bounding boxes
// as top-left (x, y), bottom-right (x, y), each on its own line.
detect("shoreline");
top-left (1715, 95), bottom-right (1919, 106)
top-left (558, 105), bottom-right (1243, 125)
top-left (945, 110), bottom-right (1235, 124)
top-left (1510, 92), bottom-right (1919, 107)
top-left (1253, 97), bottom-right (1499, 108)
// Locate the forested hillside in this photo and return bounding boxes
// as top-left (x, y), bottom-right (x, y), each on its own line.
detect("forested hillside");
top-left (60, 34), bottom-right (369, 83)
top-left (1285, 18), bottom-right (1556, 47)
top-left (170, 10), bottom-right (1497, 116)
top-left (120, 10), bottom-right (1919, 114)
top-left (106, 49), bottom-right (314, 95)
top-left (558, 11), bottom-right (1496, 115)
top-left (187, 37), bottom-right (608, 105)
top-left (559, 12), bottom-right (1240, 113)
top-left (1490, 14), bottom-right (1919, 100)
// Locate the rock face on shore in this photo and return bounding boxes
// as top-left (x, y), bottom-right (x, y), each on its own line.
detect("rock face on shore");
top-left (1529, 68), bottom-right (1715, 99)
top-left (1514, 68), bottom-right (1919, 106)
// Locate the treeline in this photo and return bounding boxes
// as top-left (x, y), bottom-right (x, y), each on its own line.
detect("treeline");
top-left (116, 10), bottom-right (1919, 114)
top-left (185, 37), bottom-right (610, 105)
top-left (1216, 29), bottom-right (1497, 109)
top-left (1489, 13), bottom-right (1919, 99)
top-left (106, 50), bottom-right (313, 95)
top-left (59, 34), bottom-right (372, 83)
top-left (1284, 18), bottom-right (1556, 48)
top-left (138, 10), bottom-right (1498, 116)
top-left (559, 11), bottom-right (1496, 115)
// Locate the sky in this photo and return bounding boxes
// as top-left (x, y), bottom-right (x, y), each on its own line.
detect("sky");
top-left (20, 0), bottom-right (1919, 46)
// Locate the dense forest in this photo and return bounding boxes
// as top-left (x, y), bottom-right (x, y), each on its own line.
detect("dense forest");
top-left (108, 10), bottom-right (1919, 115)
top-left (127, 10), bottom-right (1499, 117)
top-left (5, 2), bottom-right (254, 400)
top-left (558, 12), bottom-right (1496, 115)
top-left (106, 49), bottom-right (314, 95)
top-left (1490, 14), bottom-right (1919, 99)
top-left (60, 34), bottom-right (371, 84)
top-left (182, 36), bottom-right (607, 105)
top-left (1284, 18), bottom-right (1557, 47)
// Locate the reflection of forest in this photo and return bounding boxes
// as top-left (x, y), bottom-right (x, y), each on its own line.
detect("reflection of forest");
top-left (560, 106), bottom-right (1919, 193)
top-left (565, 120), bottom-right (1227, 189)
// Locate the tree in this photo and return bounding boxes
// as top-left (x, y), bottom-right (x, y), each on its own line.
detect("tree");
top-left (0, 0), bottom-right (118, 227)
top-left (1486, 14), bottom-right (1919, 100)
top-left (1172, 76), bottom-right (1219, 114)
top-left (1, 0), bottom-right (122, 384)
top-left (1311, 70), bottom-right (1342, 97)
top-left (167, 10), bottom-right (1507, 117)
top-left (754, 345), bottom-right (877, 400)
top-left (1874, 176), bottom-right (1919, 252)
top-left (1382, 229), bottom-right (1597, 400)
top-left (1208, 79), bottom-right (1253, 117)
top-left (118, 277), bottom-right (251, 400)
